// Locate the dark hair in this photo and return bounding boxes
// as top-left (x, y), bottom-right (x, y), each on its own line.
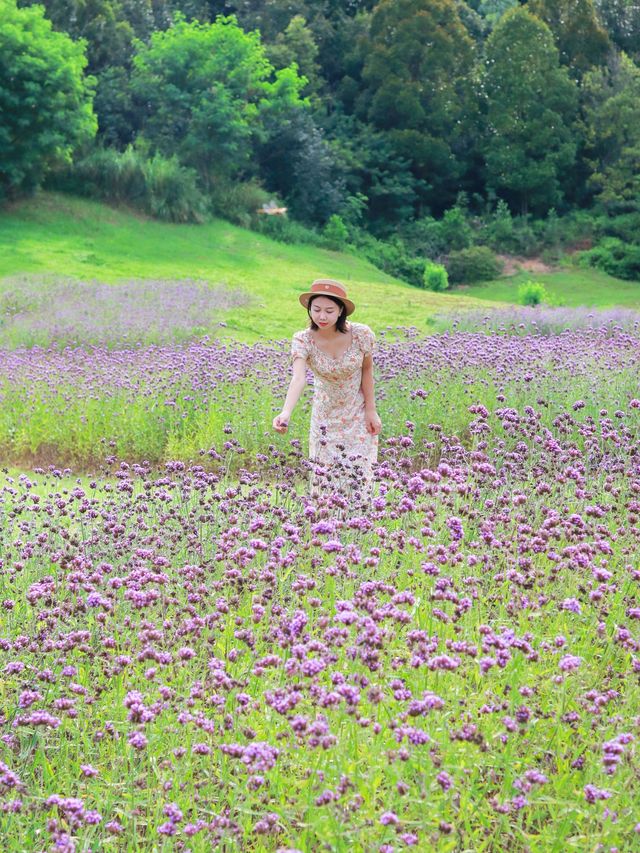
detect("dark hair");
top-left (307, 294), bottom-right (348, 333)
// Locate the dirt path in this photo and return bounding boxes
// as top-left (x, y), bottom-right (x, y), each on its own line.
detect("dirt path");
top-left (497, 254), bottom-right (555, 276)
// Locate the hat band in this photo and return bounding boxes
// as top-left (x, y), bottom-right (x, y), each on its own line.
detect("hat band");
top-left (311, 282), bottom-right (348, 300)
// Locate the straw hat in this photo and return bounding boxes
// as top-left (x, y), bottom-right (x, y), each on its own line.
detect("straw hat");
top-left (298, 279), bottom-right (355, 315)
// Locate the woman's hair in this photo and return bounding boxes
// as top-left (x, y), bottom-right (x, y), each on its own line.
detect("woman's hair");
top-left (307, 294), bottom-right (348, 333)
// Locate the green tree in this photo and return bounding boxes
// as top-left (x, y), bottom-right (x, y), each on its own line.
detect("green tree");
top-left (17, 0), bottom-right (164, 148)
top-left (18, 0), bottom-right (136, 72)
top-left (257, 107), bottom-right (346, 223)
top-left (131, 15), bottom-right (306, 188)
top-left (357, 0), bottom-right (477, 212)
top-left (482, 7), bottom-right (578, 214)
top-left (527, 0), bottom-right (611, 78)
top-left (0, 0), bottom-right (97, 199)
top-left (266, 15), bottom-right (323, 99)
top-left (476, 0), bottom-right (519, 25)
top-left (581, 50), bottom-right (640, 212)
top-left (594, 0), bottom-right (640, 61)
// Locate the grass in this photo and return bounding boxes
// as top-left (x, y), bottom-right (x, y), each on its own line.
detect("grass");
top-left (450, 264), bottom-right (640, 308)
top-left (0, 193), bottom-right (496, 344)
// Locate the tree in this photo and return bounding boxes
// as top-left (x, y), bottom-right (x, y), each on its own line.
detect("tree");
top-left (17, 0), bottom-right (151, 148)
top-left (0, 0), bottom-right (97, 199)
top-left (581, 50), bottom-right (640, 212)
top-left (594, 0), bottom-right (640, 61)
top-left (131, 15), bottom-right (306, 188)
top-left (325, 113), bottom-right (425, 229)
top-left (481, 7), bottom-right (578, 214)
top-left (357, 0), bottom-right (477, 212)
top-left (265, 15), bottom-right (323, 100)
top-left (527, 0), bottom-right (611, 78)
top-left (257, 108), bottom-right (346, 223)
top-left (476, 0), bottom-right (519, 25)
top-left (17, 0), bottom-right (136, 73)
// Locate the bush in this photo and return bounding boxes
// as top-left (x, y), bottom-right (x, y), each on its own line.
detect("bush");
top-left (143, 154), bottom-right (207, 223)
top-left (353, 232), bottom-right (425, 287)
top-left (253, 214), bottom-right (325, 246)
top-left (594, 212), bottom-right (640, 245)
top-left (209, 180), bottom-right (272, 228)
top-left (482, 199), bottom-right (514, 250)
top-left (400, 216), bottom-right (449, 258)
top-left (440, 205), bottom-right (473, 251)
top-left (447, 246), bottom-right (503, 283)
top-left (423, 261), bottom-right (449, 291)
top-left (402, 204), bottom-right (473, 258)
top-left (323, 215), bottom-right (349, 249)
top-left (518, 280), bottom-right (549, 306)
top-left (580, 237), bottom-right (640, 281)
top-left (47, 147), bottom-right (207, 223)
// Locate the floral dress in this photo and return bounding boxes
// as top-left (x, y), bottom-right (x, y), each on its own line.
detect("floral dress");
top-left (291, 321), bottom-right (378, 505)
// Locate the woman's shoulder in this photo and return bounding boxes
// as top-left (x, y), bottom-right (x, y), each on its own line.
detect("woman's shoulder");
top-left (291, 328), bottom-right (311, 360)
top-left (349, 321), bottom-right (374, 338)
top-left (350, 321), bottom-right (375, 354)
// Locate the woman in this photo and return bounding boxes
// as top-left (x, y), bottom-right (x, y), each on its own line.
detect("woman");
top-left (273, 278), bottom-right (382, 507)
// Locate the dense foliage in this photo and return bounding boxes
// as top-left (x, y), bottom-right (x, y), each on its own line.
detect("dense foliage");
top-left (4, 0), bottom-right (640, 277)
top-left (0, 0), bottom-right (96, 199)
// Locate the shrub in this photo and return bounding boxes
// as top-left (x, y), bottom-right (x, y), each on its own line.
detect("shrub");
top-left (594, 212), bottom-right (640, 245)
top-left (403, 204), bottom-right (473, 258)
top-left (253, 214), bottom-right (325, 246)
top-left (482, 199), bottom-right (514, 250)
top-left (580, 237), bottom-right (640, 281)
top-left (209, 180), bottom-right (272, 228)
top-left (47, 147), bottom-right (206, 223)
top-left (518, 280), bottom-right (549, 306)
top-left (142, 154), bottom-right (207, 223)
top-left (423, 261), bottom-right (449, 291)
top-left (440, 205), bottom-right (473, 251)
top-left (400, 216), bottom-right (449, 259)
top-left (323, 215), bottom-right (349, 249)
top-left (447, 246), bottom-right (503, 283)
top-left (352, 232), bottom-right (425, 287)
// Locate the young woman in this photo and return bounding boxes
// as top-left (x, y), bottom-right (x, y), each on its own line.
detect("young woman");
top-left (273, 278), bottom-right (382, 506)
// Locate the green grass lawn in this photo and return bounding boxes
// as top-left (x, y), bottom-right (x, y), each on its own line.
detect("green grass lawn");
top-left (450, 264), bottom-right (640, 307)
top-left (0, 193), bottom-right (496, 343)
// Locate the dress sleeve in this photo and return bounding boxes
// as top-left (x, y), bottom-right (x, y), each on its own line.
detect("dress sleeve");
top-left (291, 330), bottom-right (309, 362)
top-left (358, 324), bottom-right (376, 357)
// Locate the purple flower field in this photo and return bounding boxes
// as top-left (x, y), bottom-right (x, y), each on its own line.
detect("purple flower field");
top-left (1, 320), bottom-right (640, 850)
top-left (0, 276), bottom-right (249, 349)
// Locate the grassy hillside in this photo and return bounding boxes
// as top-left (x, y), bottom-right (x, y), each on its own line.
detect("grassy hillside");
top-left (450, 265), bottom-right (640, 308)
top-left (0, 193), bottom-right (495, 343)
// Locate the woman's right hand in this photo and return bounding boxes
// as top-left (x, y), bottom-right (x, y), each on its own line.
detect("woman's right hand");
top-left (273, 412), bottom-right (290, 434)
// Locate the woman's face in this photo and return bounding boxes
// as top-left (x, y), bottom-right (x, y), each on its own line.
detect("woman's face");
top-left (310, 296), bottom-right (343, 329)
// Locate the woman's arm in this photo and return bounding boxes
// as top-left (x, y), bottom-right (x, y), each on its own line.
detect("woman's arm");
top-left (273, 357), bottom-right (308, 433)
top-left (361, 354), bottom-right (382, 435)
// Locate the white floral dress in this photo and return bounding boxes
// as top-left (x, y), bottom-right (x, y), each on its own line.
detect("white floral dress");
top-left (291, 321), bottom-right (378, 504)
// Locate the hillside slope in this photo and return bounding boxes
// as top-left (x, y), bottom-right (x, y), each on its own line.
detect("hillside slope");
top-left (0, 193), bottom-right (496, 343)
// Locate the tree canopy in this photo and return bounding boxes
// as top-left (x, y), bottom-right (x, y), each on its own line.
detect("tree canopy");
top-left (481, 7), bottom-right (578, 214)
top-left (0, 0), bottom-right (96, 199)
top-left (5, 0), bottom-right (640, 239)
top-left (131, 15), bottom-right (306, 187)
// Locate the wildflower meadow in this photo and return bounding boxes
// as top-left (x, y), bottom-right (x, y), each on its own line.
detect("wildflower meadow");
top-left (1, 307), bottom-right (639, 851)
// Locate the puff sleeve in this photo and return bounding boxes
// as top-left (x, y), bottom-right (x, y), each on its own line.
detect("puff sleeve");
top-left (291, 330), bottom-right (309, 362)
top-left (358, 324), bottom-right (376, 357)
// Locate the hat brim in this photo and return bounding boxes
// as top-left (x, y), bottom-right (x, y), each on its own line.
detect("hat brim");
top-left (299, 293), bottom-right (355, 315)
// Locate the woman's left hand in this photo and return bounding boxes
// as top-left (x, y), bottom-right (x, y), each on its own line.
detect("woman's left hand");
top-left (366, 409), bottom-right (382, 436)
